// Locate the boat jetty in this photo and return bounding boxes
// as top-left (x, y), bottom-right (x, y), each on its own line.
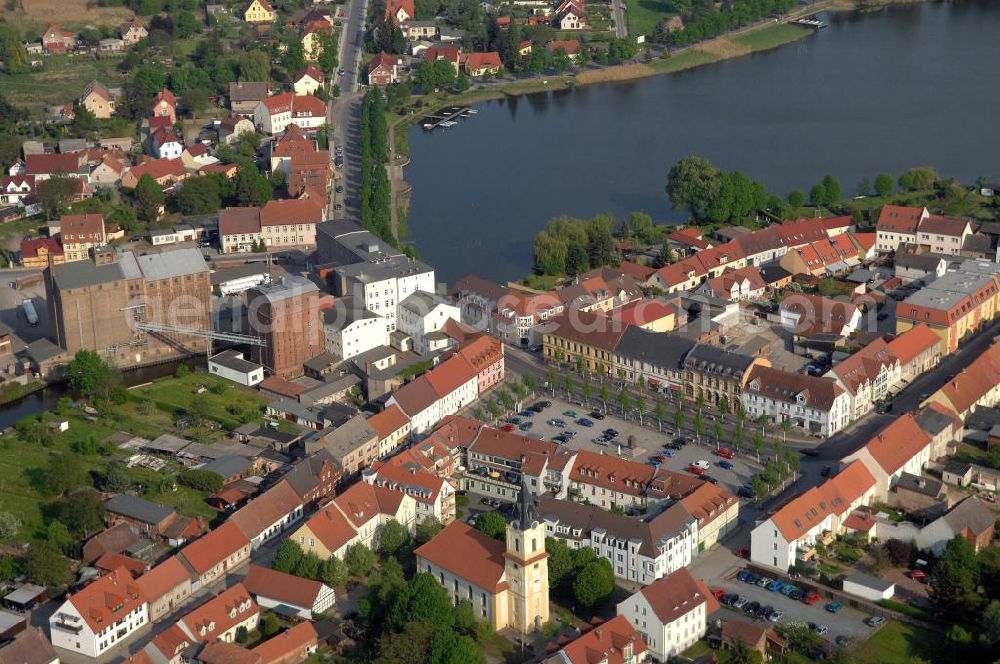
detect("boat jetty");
top-left (422, 106), bottom-right (478, 131)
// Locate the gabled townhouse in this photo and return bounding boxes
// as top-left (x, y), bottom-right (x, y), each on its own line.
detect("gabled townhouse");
top-left (260, 198), bottom-right (323, 248)
top-left (545, 615), bottom-right (648, 664)
top-left (613, 327), bottom-right (695, 393)
top-left (876, 205), bottom-right (928, 253)
top-left (25, 152), bottom-right (85, 182)
top-left (542, 308), bottom-right (628, 375)
top-left (118, 16), bottom-right (148, 44)
top-left (397, 290), bottom-right (461, 354)
top-left (460, 52), bottom-right (503, 77)
top-left (219, 113), bottom-right (257, 145)
top-left (386, 0), bottom-right (415, 23)
top-left (385, 430), bottom-right (457, 477)
top-left (554, 0), bottom-right (587, 30)
top-left (617, 567), bottom-right (718, 662)
top-left (151, 88), bottom-right (177, 124)
top-left (243, 565), bottom-right (335, 619)
top-left (176, 583), bottom-right (259, 645)
top-left (367, 52), bottom-right (400, 86)
top-left (229, 81), bottom-right (271, 114)
top-left (368, 404), bottom-right (412, 458)
top-left (176, 521), bottom-right (252, 590)
top-left (1, 175), bottom-right (34, 205)
top-left (422, 46), bottom-right (461, 72)
top-left (886, 322), bottom-right (942, 382)
top-left (842, 414), bottom-right (933, 500)
top-left (827, 337), bottom-right (900, 420)
top-left (322, 296), bottom-right (387, 360)
top-left (894, 250), bottom-right (948, 284)
top-left (41, 23), bottom-right (75, 53)
top-left (699, 265), bottom-right (767, 302)
top-left (555, 268), bottom-right (642, 313)
top-left (293, 65), bottom-right (325, 95)
top-left (750, 460), bottom-right (876, 571)
top-left (253, 621), bottom-right (318, 664)
top-left (254, 93), bottom-right (326, 134)
top-left (136, 556), bottom-right (193, 622)
top-left (49, 567), bottom-right (148, 658)
top-left (119, 157), bottom-right (188, 189)
top-left (923, 340), bottom-right (1000, 419)
top-left (744, 365), bottom-right (850, 436)
top-left (916, 215), bottom-right (976, 255)
top-left (646, 257), bottom-right (706, 293)
top-left (568, 450), bottom-right (702, 513)
top-left (916, 496), bottom-right (996, 555)
top-left (291, 481), bottom-right (417, 559)
top-left (914, 401), bottom-right (963, 461)
top-left (679, 481), bottom-right (739, 554)
top-left (457, 334), bottom-right (504, 394)
top-left (281, 449), bottom-right (342, 508)
top-left (79, 80), bottom-right (116, 119)
top-left (228, 479), bottom-right (304, 549)
top-left (694, 241), bottom-right (747, 278)
top-left (243, 0), bottom-right (276, 22)
top-left (90, 154), bottom-right (125, 188)
top-left (59, 213), bottom-right (106, 262)
top-left (608, 298), bottom-right (676, 332)
top-left (386, 351), bottom-right (479, 434)
top-left (288, 150), bottom-right (333, 198)
top-left (493, 289), bottom-right (564, 345)
top-left (151, 129), bottom-right (183, 159)
top-left (20, 237), bottom-right (63, 269)
top-left (364, 461), bottom-right (456, 525)
top-left (683, 344), bottom-right (765, 414)
top-left (538, 495), bottom-right (697, 585)
top-left (734, 225), bottom-right (786, 265)
top-left (779, 293), bottom-right (860, 341)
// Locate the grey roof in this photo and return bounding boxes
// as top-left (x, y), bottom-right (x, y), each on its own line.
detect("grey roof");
top-left (400, 290), bottom-right (452, 316)
top-left (844, 572), bottom-right (894, 593)
top-left (58, 138), bottom-right (89, 153)
top-left (209, 349), bottom-right (262, 374)
top-left (684, 344), bottom-right (757, 377)
top-left (300, 374), bottom-right (361, 404)
top-left (2, 584), bottom-right (45, 605)
top-left (135, 248), bottom-right (209, 281)
top-left (0, 626), bottom-right (58, 664)
top-left (335, 253), bottom-right (434, 286)
top-left (961, 233), bottom-right (993, 255)
top-left (24, 338), bottom-right (66, 363)
top-left (406, 20), bottom-right (437, 27)
top-left (145, 433), bottom-right (190, 454)
top-left (758, 264), bottom-right (792, 284)
top-left (197, 455), bottom-right (255, 478)
top-left (896, 252), bottom-right (944, 272)
top-left (846, 268), bottom-right (875, 284)
top-left (282, 449), bottom-right (338, 497)
top-left (0, 610), bottom-right (25, 632)
top-left (49, 250), bottom-right (139, 289)
top-left (537, 495), bottom-right (694, 558)
top-left (914, 406), bottom-right (955, 438)
top-left (105, 494), bottom-right (175, 525)
top-left (943, 460), bottom-right (973, 475)
top-left (615, 327), bottom-right (696, 370)
top-left (894, 472), bottom-right (944, 498)
top-left (308, 413), bottom-right (376, 457)
top-left (229, 81), bottom-right (269, 103)
top-left (250, 275), bottom-right (318, 304)
top-left (940, 496), bottom-right (995, 535)
top-left (304, 351), bottom-right (340, 372)
top-left (322, 296), bottom-right (379, 330)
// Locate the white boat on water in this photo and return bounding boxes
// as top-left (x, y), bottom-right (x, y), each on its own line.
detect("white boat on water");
top-left (466, 109), bottom-right (478, 114)
top-left (441, 121), bottom-right (457, 127)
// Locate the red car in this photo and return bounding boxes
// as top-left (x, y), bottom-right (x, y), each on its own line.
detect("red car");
top-left (803, 593), bottom-right (821, 605)
top-left (501, 423), bottom-right (515, 432)
top-left (687, 465), bottom-right (705, 475)
top-left (716, 448), bottom-right (735, 459)
top-left (650, 455), bottom-right (666, 464)
top-left (735, 548), bottom-right (749, 559)
top-left (711, 588), bottom-right (725, 599)
top-left (908, 570), bottom-right (927, 581)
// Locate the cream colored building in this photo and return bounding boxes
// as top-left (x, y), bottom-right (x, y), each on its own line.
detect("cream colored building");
top-left (243, 0), bottom-right (276, 22)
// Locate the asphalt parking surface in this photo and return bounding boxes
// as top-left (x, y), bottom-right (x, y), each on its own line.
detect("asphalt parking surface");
top-left (712, 574), bottom-right (876, 643)
top-left (511, 396), bottom-right (762, 497)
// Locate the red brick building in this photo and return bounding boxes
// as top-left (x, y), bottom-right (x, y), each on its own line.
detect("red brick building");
top-left (247, 276), bottom-right (325, 379)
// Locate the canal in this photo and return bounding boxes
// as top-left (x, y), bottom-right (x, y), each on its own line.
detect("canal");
top-left (405, 1), bottom-right (1000, 285)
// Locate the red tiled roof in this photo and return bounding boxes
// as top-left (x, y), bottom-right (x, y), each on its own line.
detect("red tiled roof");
top-left (616, 261), bottom-right (656, 281)
top-left (639, 567), bottom-right (715, 624)
top-left (66, 567), bottom-right (146, 633)
top-left (229, 479), bottom-right (302, 541)
top-left (219, 206), bottom-right (262, 236)
top-left (178, 521), bottom-right (250, 574)
top-left (556, 615), bottom-right (647, 664)
top-left (861, 414), bottom-right (931, 476)
top-left (243, 565), bottom-right (328, 610)
top-left (178, 583), bottom-right (258, 644)
top-left (831, 338), bottom-right (896, 395)
top-left (745, 365), bottom-right (844, 410)
top-left (300, 502), bottom-right (356, 553)
top-left (25, 153), bottom-right (80, 176)
top-left (936, 342), bottom-right (1000, 415)
top-left (261, 93), bottom-right (325, 117)
top-left (154, 88), bottom-right (177, 107)
top-left (95, 552), bottom-right (147, 577)
top-left (461, 52), bottom-right (502, 69)
top-left (368, 405), bottom-right (409, 440)
top-left (877, 205), bottom-right (925, 234)
top-left (544, 308), bottom-right (629, 352)
top-left (252, 621), bottom-right (318, 664)
top-left (424, 46), bottom-right (460, 63)
top-left (61, 213), bottom-right (105, 241)
top-left (546, 39), bottom-right (580, 55)
top-left (390, 374), bottom-right (438, 417)
top-left (136, 556), bottom-right (191, 604)
top-left (128, 157), bottom-right (187, 182)
top-left (368, 51), bottom-right (398, 74)
top-left (20, 237), bottom-right (63, 259)
top-left (369, 463), bottom-right (446, 504)
top-left (886, 323), bottom-right (940, 365)
top-left (678, 481), bottom-right (738, 530)
top-left (414, 521), bottom-right (509, 592)
top-left (385, 0), bottom-right (415, 20)
top-left (198, 641), bottom-right (261, 664)
top-left (295, 64), bottom-right (325, 83)
top-left (608, 298), bottom-right (674, 327)
top-left (456, 334), bottom-right (503, 372)
top-left (259, 198), bottom-right (323, 227)
top-left (852, 232), bottom-right (876, 252)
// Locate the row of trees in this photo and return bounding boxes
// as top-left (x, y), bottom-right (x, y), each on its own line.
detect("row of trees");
top-left (532, 214), bottom-right (619, 276)
top-left (360, 89), bottom-right (395, 243)
top-left (930, 536), bottom-right (1000, 657)
top-left (659, 0), bottom-right (798, 47)
top-left (666, 156), bottom-right (771, 223)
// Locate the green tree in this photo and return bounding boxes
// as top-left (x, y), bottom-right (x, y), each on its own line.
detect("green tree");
top-left (729, 637), bottom-right (761, 664)
top-left (176, 175), bottom-right (222, 215)
top-left (67, 350), bottom-right (121, 398)
top-left (379, 519), bottom-right (410, 556)
top-left (73, 105), bottom-right (99, 134)
top-left (455, 70), bottom-right (469, 92)
top-left (345, 543), bottom-right (376, 577)
top-left (674, 409), bottom-right (685, 431)
top-left (666, 155), bottom-right (724, 221)
top-left (283, 39), bottom-right (306, 76)
top-left (573, 558), bottom-right (614, 607)
top-left (293, 551), bottom-right (321, 582)
top-left (239, 50), bottom-right (270, 81)
top-left (929, 558), bottom-right (979, 618)
top-left (474, 512), bottom-right (506, 540)
top-left (875, 173), bottom-right (894, 197)
top-left (320, 556), bottom-right (348, 587)
top-left (545, 537), bottom-right (574, 588)
top-left (375, 621), bottom-right (436, 664)
top-left (618, 390), bottom-right (631, 416)
top-left (38, 454), bottom-right (89, 497)
top-left (36, 175), bottom-right (80, 219)
top-left (389, 572), bottom-right (456, 631)
top-left (429, 629), bottom-right (484, 664)
top-left (174, 11), bottom-right (200, 37)
top-left (272, 539), bottom-right (304, 573)
top-left (787, 189), bottom-right (805, 207)
top-left (134, 173), bottom-right (165, 222)
top-left (713, 420), bottom-right (724, 444)
top-left (102, 461), bottom-right (130, 493)
top-left (178, 469), bottom-right (224, 492)
top-left (0, 555), bottom-right (22, 582)
top-left (0, 23), bottom-right (29, 73)
top-left (24, 540), bottom-right (72, 587)
top-left (980, 600), bottom-right (1000, 651)
top-left (235, 626), bottom-right (249, 644)
top-left (262, 613), bottom-right (280, 636)
top-left (899, 166), bottom-right (939, 191)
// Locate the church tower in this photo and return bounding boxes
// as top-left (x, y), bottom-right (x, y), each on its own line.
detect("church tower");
top-left (504, 481), bottom-right (550, 633)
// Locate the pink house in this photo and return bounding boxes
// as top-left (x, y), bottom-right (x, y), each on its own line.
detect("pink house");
top-left (456, 335), bottom-right (504, 394)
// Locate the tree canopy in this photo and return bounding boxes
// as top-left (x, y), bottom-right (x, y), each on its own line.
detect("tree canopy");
top-left (473, 512), bottom-right (507, 539)
top-left (666, 156), bottom-right (768, 223)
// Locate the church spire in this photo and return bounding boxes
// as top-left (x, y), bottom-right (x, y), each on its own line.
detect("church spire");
top-left (516, 479), bottom-right (535, 529)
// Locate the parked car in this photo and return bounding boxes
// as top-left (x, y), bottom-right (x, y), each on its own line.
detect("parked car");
top-left (593, 436), bottom-right (610, 446)
top-left (603, 428), bottom-right (620, 438)
top-left (720, 593), bottom-right (739, 606)
top-left (737, 570), bottom-right (752, 582)
top-left (561, 430), bottom-right (577, 438)
top-left (535, 401), bottom-right (552, 408)
top-left (768, 609), bottom-right (783, 622)
top-left (758, 604), bottom-right (774, 619)
top-left (718, 460), bottom-right (735, 469)
top-left (518, 410), bottom-right (535, 418)
top-left (738, 486), bottom-right (756, 499)
top-left (687, 465), bottom-right (705, 475)
top-left (589, 410), bottom-right (606, 420)
top-left (501, 423), bottom-right (515, 432)
top-left (576, 418), bottom-right (594, 427)
top-left (701, 475), bottom-right (719, 484)
top-left (781, 584), bottom-right (799, 596)
top-left (743, 572), bottom-right (760, 585)
top-left (820, 466), bottom-right (832, 477)
top-left (736, 548), bottom-right (749, 558)
top-left (865, 616), bottom-right (886, 628)
top-left (803, 593), bottom-right (821, 605)
top-left (825, 602), bottom-right (843, 613)
top-left (711, 588), bottom-right (726, 599)
top-left (650, 455), bottom-right (666, 464)
top-left (661, 450), bottom-right (675, 457)
top-left (767, 580), bottom-right (784, 592)
top-left (528, 404), bottom-right (545, 413)
top-left (563, 410), bottom-right (578, 418)
top-left (547, 418), bottom-right (567, 427)
top-left (716, 448), bottom-right (735, 459)
top-left (553, 435), bottom-right (569, 444)
top-left (507, 417), bottom-right (522, 425)
top-left (836, 636), bottom-right (851, 646)
top-left (789, 590), bottom-right (806, 601)
top-left (744, 601), bottom-right (761, 615)
top-left (814, 625), bottom-right (828, 636)
top-left (518, 422), bottom-right (533, 431)
top-left (693, 460), bottom-right (710, 470)
top-left (732, 597), bottom-right (749, 610)
top-left (907, 570), bottom-right (927, 581)
top-left (756, 576), bottom-right (773, 588)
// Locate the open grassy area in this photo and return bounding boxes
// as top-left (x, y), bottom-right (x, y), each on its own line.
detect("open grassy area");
top-left (131, 371), bottom-right (268, 430)
top-left (844, 620), bottom-right (941, 664)
top-left (626, 0), bottom-right (678, 38)
top-left (1, 55), bottom-right (127, 116)
top-left (732, 23), bottom-right (810, 50)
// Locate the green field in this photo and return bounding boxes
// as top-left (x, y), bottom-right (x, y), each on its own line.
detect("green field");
top-left (1, 55), bottom-right (127, 116)
top-left (731, 23), bottom-right (810, 50)
top-left (131, 372), bottom-right (269, 430)
top-left (844, 621), bottom-right (941, 664)
top-left (625, 0), bottom-right (678, 38)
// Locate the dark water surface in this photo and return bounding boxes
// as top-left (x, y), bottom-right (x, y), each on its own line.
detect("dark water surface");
top-left (405, 1), bottom-right (1000, 284)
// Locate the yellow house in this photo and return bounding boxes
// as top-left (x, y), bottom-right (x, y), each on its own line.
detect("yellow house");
top-left (542, 309), bottom-right (627, 375)
top-left (301, 20), bottom-right (331, 60)
top-left (79, 80), bottom-right (115, 119)
top-left (414, 486), bottom-right (548, 634)
top-left (243, 0), bottom-right (276, 23)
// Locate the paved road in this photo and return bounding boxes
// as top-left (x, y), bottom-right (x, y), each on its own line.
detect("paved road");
top-left (339, 0), bottom-right (368, 94)
top-left (611, 0), bottom-right (627, 38)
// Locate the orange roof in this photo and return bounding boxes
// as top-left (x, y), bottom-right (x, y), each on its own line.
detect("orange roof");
top-left (678, 482), bottom-right (738, 529)
top-left (609, 298), bottom-right (675, 327)
top-left (150, 625), bottom-right (193, 661)
top-left (617, 261), bottom-right (656, 281)
top-left (66, 567), bottom-right (146, 633)
top-left (937, 342), bottom-right (1000, 414)
top-left (252, 621), bottom-right (318, 664)
top-left (243, 565), bottom-right (328, 611)
top-left (259, 198), bottom-right (323, 227)
top-left (334, 482), bottom-right (406, 529)
top-left (461, 52), bottom-right (502, 69)
top-left (368, 51), bottom-right (398, 73)
top-left (886, 323), bottom-right (940, 365)
top-left (556, 615), bottom-right (647, 664)
top-left (60, 213), bottom-right (104, 240)
top-left (137, 556), bottom-right (191, 604)
top-left (155, 88), bottom-right (177, 107)
top-left (456, 334), bottom-right (503, 372)
top-left (824, 460), bottom-right (876, 508)
top-left (229, 479), bottom-right (302, 541)
top-left (546, 39), bottom-right (580, 55)
top-left (128, 157), bottom-right (186, 182)
top-left (300, 502), bottom-right (356, 553)
top-left (198, 641), bottom-right (261, 664)
top-left (424, 353), bottom-right (477, 398)
top-left (369, 462), bottom-right (446, 504)
top-left (95, 552), bottom-right (147, 577)
top-left (368, 404), bottom-right (409, 440)
top-left (877, 205), bottom-right (925, 233)
top-left (295, 64), bottom-right (325, 83)
top-left (639, 567), bottom-right (716, 624)
top-left (178, 521), bottom-right (250, 574)
top-left (178, 583), bottom-right (258, 644)
top-left (769, 486), bottom-right (834, 542)
top-left (852, 232), bottom-right (877, 252)
top-left (861, 414), bottom-right (931, 475)
top-left (414, 521), bottom-right (509, 592)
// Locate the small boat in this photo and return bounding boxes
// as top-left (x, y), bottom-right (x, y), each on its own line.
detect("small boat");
top-left (441, 121), bottom-right (457, 127)
top-left (466, 108), bottom-right (479, 114)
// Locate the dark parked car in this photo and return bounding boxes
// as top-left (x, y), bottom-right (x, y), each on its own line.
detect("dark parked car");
top-left (720, 593), bottom-right (739, 606)
top-left (744, 601), bottom-right (761, 615)
top-left (589, 410), bottom-right (606, 420)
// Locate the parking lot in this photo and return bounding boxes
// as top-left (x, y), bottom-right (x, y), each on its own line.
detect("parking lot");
top-left (508, 396), bottom-right (763, 498)
top-left (711, 572), bottom-right (877, 644)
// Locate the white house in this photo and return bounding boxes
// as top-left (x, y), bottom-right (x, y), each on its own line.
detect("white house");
top-left (750, 460), bottom-right (876, 572)
top-left (50, 567), bottom-right (149, 658)
top-left (876, 205), bottom-right (928, 253)
top-left (208, 349), bottom-right (265, 386)
top-left (743, 366), bottom-right (851, 437)
top-left (322, 297), bottom-right (387, 360)
top-left (337, 258), bottom-right (436, 333)
top-left (1, 176), bottom-right (34, 205)
top-left (228, 479), bottom-right (305, 550)
top-left (617, 568), bottom-right (716, 662)
top-left (397, 290), bottom-right (461, 354)
top-left (842, 413), bottom-right (932, 500)
top-left (253, 92), bottom-right (326, 134)
top-left (364, 462), bottom-right (457, 525)
top-left (242, 565), bottom-right (336, 619)
top-left (151, 129), bottom-right (183, 160)
top-left (539, 496), bottom-right (697, 585)
top-left (293, 65), bottom-right (325, 96)
top-left (827, 338), bottom-right (901, 421)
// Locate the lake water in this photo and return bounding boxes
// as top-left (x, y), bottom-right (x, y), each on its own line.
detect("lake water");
top-left (405, 1), bottom-right (1000, 284)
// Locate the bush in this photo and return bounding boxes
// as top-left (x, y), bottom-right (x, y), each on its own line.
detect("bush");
top-left (884, 539), bottom-right (912, 566)
top-left (235, 626), bottom-right (248, 643)
top-left (178, 469), bottom-right (224, 493)
top-left (879, 599), bottom-right (937, 623)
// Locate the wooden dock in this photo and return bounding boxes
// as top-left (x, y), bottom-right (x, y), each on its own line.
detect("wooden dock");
top-left (422, 106), bottom-right (473, 131)
top-left (791, 16), bottom-right (827, 28)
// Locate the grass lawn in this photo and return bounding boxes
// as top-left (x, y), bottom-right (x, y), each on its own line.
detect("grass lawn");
top-left (844, 620), bottom-right (941, 664)
top-left (131, 372), bottom-right (267, 430)
top-left (478, 631), bottom-right (518, 663)
top-left (648, 49), bottom-right (721, 74)
top-left (625, 0), bottom-right (677, 38)
top-left (731, 23), bottom-right (810, 50)
top-left (2, 55), bottom-right (127, 116)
